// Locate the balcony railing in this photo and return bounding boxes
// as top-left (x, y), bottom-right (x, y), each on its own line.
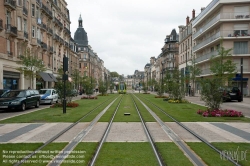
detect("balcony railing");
top-left (5, 24), bottom-right (17, 36)
top-left (4, 0), bottom-right (16, 10)
top-left (64, 41), bottom-right (69, 47)
top-left (37, 39), bottom-right (41, 45)
top-left (53, 17), bottom-right (63, 28)
top-left (41, 42), bottom-right (47, 50)
top-left (64, 27), bottom-right (70, 35)
top-left (41, 22), bottom-right (47, 31)
top-left (201, 68), bottom-right (210, 75)
top-left (53, 34), bottom-right (59, 41)
top-left (194, 30), bottom-right (250, 52)
top-left (23, 6), bottom-right (28, 15)
top-left (59, 37), bottom-right (64, 44)
top-left (193, 0), bottom-right (219, 25)
top-left (194, 12), bottom-right (250, 39)
top-left (7, 51), bottom-right (13, 57)
top-left (49, 46), bottom-right (53, 53)
top-left (195, 51), bottom-right (217, 63)
top-left (41, 3), bottom-right (52, 18)
top-left (24, 31), bottom-right (28, 39)
top-left (0, 19), bottom-right (3, 30)
top-left (47, 27), bottom-right (53, 35)
top-left (193, 31), bottom-right (220, 52)
top-left (36, 0), bottom-right (41, 6)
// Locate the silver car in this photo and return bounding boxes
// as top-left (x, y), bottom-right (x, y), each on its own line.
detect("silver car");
top-left (39, 89), bottom-right (58, 104)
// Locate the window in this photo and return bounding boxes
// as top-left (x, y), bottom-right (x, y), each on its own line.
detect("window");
top-left (234, 24), bottom-right (248, 36)
top-left (32, 26), bottom-right (35, 38)
top-left (234, 41), bottom-right (248, 54)
top-left (23, 19), bottom-right (27, 32)
top-left (7, 39), bottom-right (10, 53)
top-left (32, 4), bottom-right (35, 17)
top-left (84, 54), bottom-right (87, 59)
top-left (84, 63), bottom-right (87, 67)
top-left (18, 0), bottom-right (22, 6)
top-left (84, 71), bottom-right (87, 77)
top-left (79, 63), bottom-right (81, 68)
top-left (17, 17), bottom-right (22, 31)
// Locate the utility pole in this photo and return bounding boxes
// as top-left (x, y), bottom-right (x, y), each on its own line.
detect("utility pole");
top-left (241, 58), bottom-right (243, 101)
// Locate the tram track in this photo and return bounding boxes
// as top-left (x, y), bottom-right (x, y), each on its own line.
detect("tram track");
top-left (14, 95), bottom-right (119, 166)
top-left (135, 93), bottom-right (241, 166)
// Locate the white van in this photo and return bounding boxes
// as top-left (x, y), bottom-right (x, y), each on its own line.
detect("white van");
top-left (39, 89), bottom-right (58, 104)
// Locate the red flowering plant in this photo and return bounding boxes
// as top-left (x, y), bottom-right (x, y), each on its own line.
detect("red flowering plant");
top-left (50, 102), bottom-right (79, 108)
top-left (81, 96), bottom-right (97, 99)
top-left (197, 109), bottom-right (244, 117)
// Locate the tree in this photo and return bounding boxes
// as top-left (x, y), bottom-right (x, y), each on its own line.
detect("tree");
top-left (71, 69), bottom-right (81, 90)
top-left (200, 44), bottom-right (237, 110)
top-left (165, 68), bottom-right (185, 100)
top-left (98, 79), bottom-right (107, 95)
top-left (188, 54), bottom-right (202, 96)
top-left (110, 71), bottom-right (119, 77)
top-left (16, 48), bottom-right (46, 89)
top-left (142, 82), bottom-right (148, 93)
top-left (82, 77), bottom-right (94, 97)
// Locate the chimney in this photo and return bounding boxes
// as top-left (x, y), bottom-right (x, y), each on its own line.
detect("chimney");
top-left (186, 16), bottom-right (190, 25)
top-left (192, 9), bottom-right (195, 19)
top-left (201, 7), bottom-right (205, 12)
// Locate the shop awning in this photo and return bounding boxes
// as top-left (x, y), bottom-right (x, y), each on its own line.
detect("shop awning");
top-left (48, 73), bottom-right (58, 82)
top-left (39, 72), bottom-right (54, 82)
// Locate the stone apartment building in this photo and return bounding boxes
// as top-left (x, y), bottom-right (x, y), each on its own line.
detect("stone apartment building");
top-left (192, 0), bottom-right (250, 95)
top-left (0, 0), bottom-right (76, 89)
top-left (0, 0), bottom-right (107, 90)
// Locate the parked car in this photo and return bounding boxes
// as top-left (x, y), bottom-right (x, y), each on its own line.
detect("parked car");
top-left (0, 89), bottom-right (9, 98)
top-left (221, 86), bottom-right (242, 102)
top-left (39, 89), bottom-right (58, 105)
top-left (0, 89), bottom-right (40, 111)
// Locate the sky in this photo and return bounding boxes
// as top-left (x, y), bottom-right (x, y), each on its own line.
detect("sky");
top-left (67, 0), bottom-right (212, 76)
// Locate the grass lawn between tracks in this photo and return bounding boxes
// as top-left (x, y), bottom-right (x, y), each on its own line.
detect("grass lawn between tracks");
top-left (136, 94), bottom-right (250, 122)
top-left (0, 95), bottom-right (119, 123)
top-left (99, 94), bottom-right (156, 122)
top-left (187, 142), bottom-right (250, 166)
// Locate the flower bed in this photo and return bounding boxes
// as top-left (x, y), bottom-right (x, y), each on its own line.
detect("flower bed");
top-left (50, 102), bottom-right (79, 108)
top-left (168, 99), bottom-right (190, 103)
top-left (197, 109), bottom-right (244, 117)
top-left (81, 96), bottom-right (98, 99)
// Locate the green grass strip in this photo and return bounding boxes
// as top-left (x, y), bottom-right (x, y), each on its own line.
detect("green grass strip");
top-left (61, 142), bottom-right (98, 166)
top-left (113, 94), bottom-right (141, 122)
top-left (137, 94), bottom-right (250, 122)
top-left (95, 142), bottom-right (159, 166)
top-left (155, 142), bottom-right (193, 166)
top-left (0, 95), bottom-right (118, 123)
top-left (0, 143), bottom-right (43, 166)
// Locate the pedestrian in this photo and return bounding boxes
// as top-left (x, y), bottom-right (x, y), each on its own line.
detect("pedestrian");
top-left (28, 87), bottom-right (31, 89)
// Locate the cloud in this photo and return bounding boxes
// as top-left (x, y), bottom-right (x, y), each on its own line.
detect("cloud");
top-left (67, 0), bottom-right (212, 76)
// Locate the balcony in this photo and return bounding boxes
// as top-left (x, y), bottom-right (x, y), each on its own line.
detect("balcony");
top-left (0, 19), bottom-right (3, 31)
top-left (49, 46), bottom-right (53, 53)
top-left (5, 24), bottom-right (17, 37)
top-left (193, 12), bottom-right (250, 39)
top-left (4, 0), bottom-right (16, 11)
top-left (36, 0), bottom-right (41, 6)
top-left (41, 42), bottom-right (47, 51)
top-left (53, 34), bottom-right (59, 41)
top-left (37, 39), bottom-right (41, 45)
top-left (47, 27), bottom-right (53, 35)
top-left (59, 37), bottom-right (64, 45)
top-left (64, 41), bottom-right (69, 48)
top-left (24, 31), bottom-right (28, 39)
top-left (41, 22), bottom-right (47, 31)
top-left (53, 17), bottom-right (63, 29)
top-left (194, 30), bottom-right (250, 52)
top-left (23, 6), bottom-right (28, 16)
top-left (195, 51), bottom-right (217, 64)
top-left (64, 27), bottom-right (71, 35)
top-left (41, 3), bottom-right (52, 18)
top-left (166, 57), bottom-right (176, 62)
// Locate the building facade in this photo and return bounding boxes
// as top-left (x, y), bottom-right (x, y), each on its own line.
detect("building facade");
top-left (192, 0), bottom-right (250, 95)
top-left (0, 0), bottom-right (77, 89)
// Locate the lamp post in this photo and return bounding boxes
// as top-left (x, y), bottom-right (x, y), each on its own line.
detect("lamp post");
top-left (63, 55), bottom-right (68, 114)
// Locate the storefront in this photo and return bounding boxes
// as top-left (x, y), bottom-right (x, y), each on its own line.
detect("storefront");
top-left (3, 71), bottom-right (20, 90)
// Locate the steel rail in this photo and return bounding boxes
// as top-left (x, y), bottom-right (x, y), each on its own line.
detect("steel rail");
top-left (88, 95), bottom-right (124, 166)
top-left (131, 94), bottom-right (165, 166)
top-left (136, 94), bottom-right (241, 166)
top-left (14, 96), bottom-right (117, 166)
